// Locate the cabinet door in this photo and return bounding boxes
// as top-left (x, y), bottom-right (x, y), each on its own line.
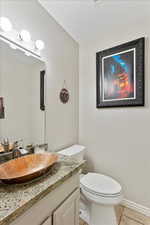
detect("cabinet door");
top-left (53, 189), bottom-right (80, 225)
top-left (41, 216), bottom-right (52, 225)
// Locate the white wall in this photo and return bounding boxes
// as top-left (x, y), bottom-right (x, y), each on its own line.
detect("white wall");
top-left (79, 4), bottom-right (150, 208)
top-left (0, 0), bottom-right (79, 150)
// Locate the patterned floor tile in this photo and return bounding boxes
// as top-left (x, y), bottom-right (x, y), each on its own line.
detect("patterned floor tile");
top-left (80, 205), bottom-right (150, 225)
top-left (120, 216), bottom-right (143, 225)
top-left (115, 205), bottom-right (124, 224)
top-left (80, 218), bottom-right (88, 225)
top-left (144, 217), bottom-right (150, 225)
top-left (123, 207), bottom-right (148, 224)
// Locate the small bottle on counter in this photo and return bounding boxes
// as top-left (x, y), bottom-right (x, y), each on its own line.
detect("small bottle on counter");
top-left (1, 138), bottom-right (9, 152)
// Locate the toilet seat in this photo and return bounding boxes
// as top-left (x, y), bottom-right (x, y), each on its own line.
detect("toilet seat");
top-left (81, 187), bottom-right (123, 205)
top-left (80, 173), bottom-right (122, 197)
top-left (81, 184), bottom-right (122, 198)
top-left (80, 173), bottom-right (123, 205)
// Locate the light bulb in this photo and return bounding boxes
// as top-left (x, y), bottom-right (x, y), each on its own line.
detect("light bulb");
top-left (0, 17), bottom-right (12, 32)
top-left (35, 40), bottom-right (45, 50)
top-left (19, 30), bottom-right (31, 42)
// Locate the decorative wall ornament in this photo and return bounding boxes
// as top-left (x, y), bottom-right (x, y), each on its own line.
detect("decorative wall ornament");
top-left (96, 37), bottom-right (145, 108)
top-left (60, 80), bottom-right (69, 104)
top-left (0, 97), bottom-right (5, 119)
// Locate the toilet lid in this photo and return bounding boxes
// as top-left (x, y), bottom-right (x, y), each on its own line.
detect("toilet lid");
top-left (80, 173), bottom-right (122, 195)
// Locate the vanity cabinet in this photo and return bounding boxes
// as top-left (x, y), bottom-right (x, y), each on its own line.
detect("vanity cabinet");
top-left (53, 189), bottom-right (79, 225)
top-left (41, 216), bottom-right (52, 225)
top-left (41, 189), bottom-right (79, 225)
top-left (11, 174), bottom-right (80, 225)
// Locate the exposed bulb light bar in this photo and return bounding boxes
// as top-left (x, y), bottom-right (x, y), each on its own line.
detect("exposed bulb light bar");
top-left (35, 40), bottom-right (45, 50)
top-left (9, 43), bottom-right (17, 50)
top-left (0, 16), bottom-right (45, 61)
top-left (0, 17), bottom-right (12, 32)
top-left (19, 30), bottom-right (31, 42)
top-left (25, 51), bottom-right (31, 56)
top-left (94, 0), bottom-right (101, 2)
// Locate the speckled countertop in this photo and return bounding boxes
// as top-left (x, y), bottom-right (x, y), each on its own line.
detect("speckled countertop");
top-left (0, 155), bottom-right (85, 225)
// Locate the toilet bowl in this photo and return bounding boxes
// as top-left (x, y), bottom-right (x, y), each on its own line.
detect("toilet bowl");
top-left (80, 173), bottom-right (123, 225)
top-left (59, 145), bottom-right (123, 225)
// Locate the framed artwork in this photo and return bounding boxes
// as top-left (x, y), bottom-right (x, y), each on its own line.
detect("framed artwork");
top-left (0, 97), bottom-right (5, 119)
top-left (96, 37), bottom-right (145, 108)
top-left (40, 70), bottom-right (45, 111)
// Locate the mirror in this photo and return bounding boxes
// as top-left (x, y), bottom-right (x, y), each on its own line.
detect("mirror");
top-left (0, 38), bottom-right (46, 147)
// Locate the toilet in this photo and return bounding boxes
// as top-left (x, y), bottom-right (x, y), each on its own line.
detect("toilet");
top-left (59, 145), bottom-right (123, 225)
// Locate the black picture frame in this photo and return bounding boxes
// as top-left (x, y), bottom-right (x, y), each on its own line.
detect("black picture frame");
top-left (40, 70), bottom-right (45, 111)
top-left (0, 97), bottom-right (5, 119)
top-left (96, 37), bottom-right (145, 108)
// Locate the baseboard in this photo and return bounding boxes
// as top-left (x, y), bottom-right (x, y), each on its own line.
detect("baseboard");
top-left (80, 209), bottom-right (90, 224)
top-left (122, 199), bottom-right (150, 217)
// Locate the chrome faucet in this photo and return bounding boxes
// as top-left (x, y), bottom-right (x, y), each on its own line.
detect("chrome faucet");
top-left (12, 140), bottom-right (23, 159)
top-left (12, 148), bottom-right (22, 159)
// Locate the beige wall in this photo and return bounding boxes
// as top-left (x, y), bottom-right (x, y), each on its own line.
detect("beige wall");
top-left (0, 0), bottom-right (79, 150)
top-left (79, 5), bottom-right (150, 208)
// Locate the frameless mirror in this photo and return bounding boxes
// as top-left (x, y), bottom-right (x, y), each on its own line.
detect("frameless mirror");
top-left (0, 38), bottom-right (46, 147)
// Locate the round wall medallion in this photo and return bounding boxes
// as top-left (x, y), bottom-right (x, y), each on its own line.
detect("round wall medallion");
top-left (60, 88), bottom-right (69, 104)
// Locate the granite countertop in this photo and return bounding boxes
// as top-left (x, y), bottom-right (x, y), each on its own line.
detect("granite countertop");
top-left (0, 155), bottom-right (85, 225)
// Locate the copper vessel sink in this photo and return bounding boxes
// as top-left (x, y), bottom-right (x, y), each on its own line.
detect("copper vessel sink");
top-left (0, 153), bottom-right (58, 184)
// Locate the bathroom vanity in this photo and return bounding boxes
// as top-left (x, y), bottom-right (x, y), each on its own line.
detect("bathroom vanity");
top-left (0, 156), bottom-right (84, 225)
top-left (0, 13), bottom-right (84, 225)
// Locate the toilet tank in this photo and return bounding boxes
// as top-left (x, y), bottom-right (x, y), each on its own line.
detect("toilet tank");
top-left (59, 145), bottom-right (86, 162)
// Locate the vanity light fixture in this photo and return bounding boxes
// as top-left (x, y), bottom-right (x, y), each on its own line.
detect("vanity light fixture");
top-left (9, 43), bottom-right (17, 50)
top-left (19, 30), bottom-right (31, 42)
top-left (25, 51), bottom-right (31, 57)
top-left (0, 17), bottom-right (12, 32)
top-left (0, 17), bottom-right (45, 61)
top-left (35, 40), bottom-right (45, 50)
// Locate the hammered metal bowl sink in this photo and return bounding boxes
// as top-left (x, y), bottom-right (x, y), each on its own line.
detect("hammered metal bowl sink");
top-left (0, 153), bottom-right (58, 184)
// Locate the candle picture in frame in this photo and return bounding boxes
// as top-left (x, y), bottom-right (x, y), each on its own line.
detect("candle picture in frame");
top-left (96, 38), bottom-right (145, 108)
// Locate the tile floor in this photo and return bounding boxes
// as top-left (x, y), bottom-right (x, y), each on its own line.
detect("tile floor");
top-left (80, 205), bottom-right (150, 225)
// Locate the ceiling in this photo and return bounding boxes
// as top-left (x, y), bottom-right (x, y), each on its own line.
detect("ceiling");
top-left (39, 0), bottom-right (150, 45)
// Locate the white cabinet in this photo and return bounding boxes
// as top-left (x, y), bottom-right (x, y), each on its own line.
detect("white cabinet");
top-left (11, 174), bottom-right (80, 225)
top-left (42, 216), bottom-right (52, 225)
top-left (53, 189), bottom-right (80, 225)
top-left (40, 189), bottom-right (80, 225)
